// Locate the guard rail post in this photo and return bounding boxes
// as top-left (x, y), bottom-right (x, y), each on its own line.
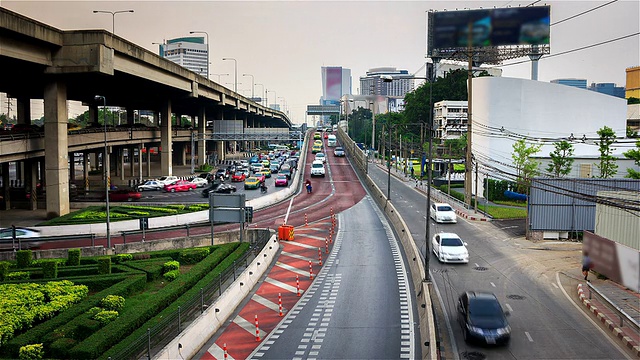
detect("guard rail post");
top-left (186, 223), bottom-right (191, 237)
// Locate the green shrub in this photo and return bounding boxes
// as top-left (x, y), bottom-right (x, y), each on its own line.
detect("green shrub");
top-left (16, 250), bottom-right (32, 268)
top-left (93, 310), bottom-right (119, 325)
top-left (0, 261), bottom-right (9, 281)
top-left (163, 269), bottom-right (180, 282)
top-left (67, 249), bottom-right (81, 266)
top-left (198, 163), bottom-right (213, 172)
top-left (41, 260), bottom-right (58, 279)
top-left (100, 295), bottom-right (125, 312)
top-left (162, 260), bottom-right (180, 273)
top-left (97, 257), bottom-right (111, 275)
top-left (123, 258), bottom-right (171, 281)
top-left (179, 248), bottom-right (210, 264)
top-left (112, 254), bottom-right (133, 264)
top-left (18, 343), bottom-right (43, 360)
top-left (49, 338), bottom-right (76, 359)
top-left (7, 271), bottom-right (30, 280)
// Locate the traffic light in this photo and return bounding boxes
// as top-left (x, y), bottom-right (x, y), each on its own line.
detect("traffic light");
top-left (244, 207), bottom-right (254, 223)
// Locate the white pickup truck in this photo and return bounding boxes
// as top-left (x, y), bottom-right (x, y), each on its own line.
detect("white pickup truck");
top-left (310, 160), bottom-right (326, 177)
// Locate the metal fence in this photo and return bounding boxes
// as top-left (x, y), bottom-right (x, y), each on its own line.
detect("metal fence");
top-left (106, 230), bottom-right (271, 360)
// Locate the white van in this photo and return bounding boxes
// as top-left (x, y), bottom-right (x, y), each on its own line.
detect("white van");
top-left (310, 160), bottom-right (326, 177)
top-left (327, 134), bottom-right (337, 147)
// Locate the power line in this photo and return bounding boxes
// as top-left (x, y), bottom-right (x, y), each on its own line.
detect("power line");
top-left (551, 0), bottom-right (619, 26)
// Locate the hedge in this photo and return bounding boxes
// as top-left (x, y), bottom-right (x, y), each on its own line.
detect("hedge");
top-left (18, 343), bottom-right (43, 360)
top-left (0, 261), bottom-right (9, 281)
top-left (112, 254), bottom-right (133, 264)
top-left (163, 269), bottom-right (180, 282)
top-left (99, 242), bottom-right (247, 360)
top-left (49, 338), bottom-right (77, 359)
top-left (97, 258), bottom-right (111, 275)
top-left (100, 295), bottom-right (125, 312)
top-left (179, 247), bottom-right (210, 264)
top-left (93, 310), bottom-right (119, 326)
top-left (162, 260), bottom-right (180, 273)
top-left (6, 271), bottom-right (30, 281)
top-left (16, 251), bottom-right (32, 269)
top-left (41, 261), bottom-right (58, 279)
top-left (123, 257), bottom-right (173, 281)
top-left (67, 249), bottom-right (81, 266)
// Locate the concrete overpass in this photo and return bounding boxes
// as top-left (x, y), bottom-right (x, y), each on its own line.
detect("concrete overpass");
top-left (0, 7), bottom-right (291, 218)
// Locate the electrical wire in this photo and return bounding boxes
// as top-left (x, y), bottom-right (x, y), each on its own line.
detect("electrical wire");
top-left (551, 0), bottom-right (619, 26)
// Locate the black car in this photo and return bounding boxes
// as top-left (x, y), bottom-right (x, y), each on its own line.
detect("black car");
top-left (201, 182), bottom-right (236, 197)
top-left (458, 291), bottom-right (511, 346)
top-left (215, 168), bottom-right (229, 179)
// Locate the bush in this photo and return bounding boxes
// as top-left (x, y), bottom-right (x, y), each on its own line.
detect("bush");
top-left (97, 257), bottom-right (111, 275)
top-left (41, 260), bottom-right (58, 279)
top-left (0, 261), bottom-right (9, 281)
top-left (16, 250), bottom-right (32, 268)
top-left (49, 338), bottom-right (77, 359)
top-left (7, 271), bottom-right (30, 281)
top-left (93, 310), bottom-right (119, 325)
top-left (112, 254), bottom-right (133, 264)
top-left (162, 260), bottom-right (180, 273)
top-left (18, 344), bottom-right (43, 360)
top-left (100, 295), bottom-right (125, 312)
top-left (179, 248), bottom-right (210, 265)
top-left (67, 249), bottom-right (81, 266)
top-left (163, 269), bottom-right (180, 282)
top-left (123, 258), bottom-right (171, 281)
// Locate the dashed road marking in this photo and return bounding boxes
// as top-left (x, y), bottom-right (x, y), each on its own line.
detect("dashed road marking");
top-left (505, 303), bottom-right (513, 312)
top-left (525, 331), bottom-right (534, 342)
top-left (490, 282), bottom-right (496, 287)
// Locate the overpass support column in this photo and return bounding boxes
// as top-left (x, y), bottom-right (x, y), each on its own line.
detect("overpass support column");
top-left (83, 153), bottom-right (90, 191)
top-left (89, 104), bottom-right (99, 126)
top-left (129, 146), bottom-right (135, 177)
top-left (24, 160), bottom-right (38, 210)
top-left (69, 153), bottom-right (76, 182)
top-left (138, 144), bottom-right (143, 182)
top-left (127, 108), bottom-right (135, 126)
top-left (216, 108), bottom-right (225, 163)
top-left (16, 97), bottom-right (31, 125)
top-left (1, 163), bottom-right (10, 210)
top-left (120, 147), bottom-right (125, 181)
top-left (160, 101), bottom-right (173, 176)
top-left (198, 106), bottom-right (206, 166)
top-left (43, 81), bottom-right (70, 218)
top-left (145, 144), bottom-right (151, 178)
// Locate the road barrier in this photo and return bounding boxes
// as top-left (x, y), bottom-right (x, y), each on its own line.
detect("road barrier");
top-left (296, 275), bottom-right (301, 297)
top-left (278, 293), bottom-right (283, 317)
top-left (309, 260), bottom-right (313, 280)
top-left (255, 314), bottom-right (261, 341)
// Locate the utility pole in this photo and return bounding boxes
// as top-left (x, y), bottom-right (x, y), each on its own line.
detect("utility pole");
top-left (464, 21), bottom-right (474, 208)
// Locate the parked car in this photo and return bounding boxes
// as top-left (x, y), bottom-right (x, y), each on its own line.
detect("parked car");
top-left (231, 171), bottom-right (247, 182)
top-left (432, 233), bottom-right (469, 263)
top-left (430, 203), bottom-right (457, 223)
top-left (109, 189), bottom-right (141, 202)
top-left (136, 180), bottom-right (163, 191)
top-left (275, 175), bottom-right (289, 187)
top-left (190, 177), bottom-right (209, 188)
top-left (458, 291), bottom-right (511, 345)
top-left (244, 177), bottom-right (262, 189)
top-left (334, 147), bottom-right (345, 157)
top-left (315, 152), bottom-right (326, 163)
top-left (164, 180), bottom-right (197, 193)
top-left (156, 176), bottom-right (179, 186)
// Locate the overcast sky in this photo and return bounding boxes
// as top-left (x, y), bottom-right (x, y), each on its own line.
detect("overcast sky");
top-left (2, 0), bottom-right (639, 122)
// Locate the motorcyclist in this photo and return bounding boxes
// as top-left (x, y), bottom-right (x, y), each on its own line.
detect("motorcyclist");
top-left (260, 182), bottom-right (268, 193)
top-left (305, 179), bottom-right (312, 194)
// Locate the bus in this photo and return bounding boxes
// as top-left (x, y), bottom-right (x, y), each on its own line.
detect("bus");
top-left (327, 134), bottom-right (337, 147)
top-left (268, 144), bottom-right (289, 151)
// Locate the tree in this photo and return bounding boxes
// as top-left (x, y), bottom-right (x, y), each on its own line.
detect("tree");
top-left (546, 140), bottom-right (574, 177)
top-left (511, 138), bottom-right (542, 194)
top-left (623, 140), bottom-right (640, 179)
top-left (443, 134), bottom-right (467, 159)
top-left (627, 126), bottom-right (638, 138)
top-left (595, 126), bottom-right (618, 178)
top-left (627, 97), bottom-right (640, 105)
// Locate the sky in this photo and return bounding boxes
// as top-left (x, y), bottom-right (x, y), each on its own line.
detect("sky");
top-left (1, 0), bottom-right (639, 123)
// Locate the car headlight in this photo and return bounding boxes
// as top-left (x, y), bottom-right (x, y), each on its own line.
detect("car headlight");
top-left (496, 326), bottom-right (511, 335)
top-left (466, 324), bottom-right (484, 334)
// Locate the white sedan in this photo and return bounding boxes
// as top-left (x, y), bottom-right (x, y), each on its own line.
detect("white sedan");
top-left (432, 233), bottom-right (469, 263)
top-left (430, 202), bottom-right (457, 223)
top-left (136, 180), bottom-right (163, 191)
top-left (315, 152), bottom-right (327, 163)
top-left (0, 227), bottom-right (40, 239)
top-left (190, 177), bottom-right (209, 188)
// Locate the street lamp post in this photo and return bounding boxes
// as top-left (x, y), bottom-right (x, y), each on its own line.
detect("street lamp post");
top-left (222, 58), bottom-right (237, 92)
top-left (190, 31), bottom-right (209, 80)
top-left (267, 90), bottom-right (276, 110)
top-left (242, 74), bottom-right (254, 100)
top-left (210, 73), bottom-right (229, 83)
top-left (255, 84), bottom-right (264, 106)
top-left (92, 10), bottom-right (134, 35)
top-left (94, 95), bottom-right (111, 248)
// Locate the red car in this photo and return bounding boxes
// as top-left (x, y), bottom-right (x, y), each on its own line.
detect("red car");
top-left (108, 189), bottom-right (141, 202)
top-left (274, 175), bottom-right (289, 187)
top-left (255, 173), bottom-right (266, 183)
top-left (164, 180), bottom-right (197, 192)
top-left (231, 171), bottom-right (246, 182)
top-left (324, 133), bottom-right (329, 139)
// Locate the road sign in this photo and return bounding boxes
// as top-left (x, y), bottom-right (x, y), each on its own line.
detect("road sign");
top-left (210, 193), bottom-right (246, 208)
top-left (210, 208), bottom-right (245, 223)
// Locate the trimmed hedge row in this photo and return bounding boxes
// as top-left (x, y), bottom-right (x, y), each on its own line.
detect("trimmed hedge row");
top-left (100, 242), bottom-right (249, 360)
top-left (123, 257), bottom-right (173, 281)
top-left (77, 243), bottom-right (241, 360)
top-left (0, 262), bottom-right (9, 281)
top-left (67, 249), bottom-right (81, 266)
top-left (179, 248), bottom-right (210, 264)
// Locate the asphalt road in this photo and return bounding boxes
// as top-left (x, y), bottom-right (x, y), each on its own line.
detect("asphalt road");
top-left (367, 165), bottom-right (629, 360)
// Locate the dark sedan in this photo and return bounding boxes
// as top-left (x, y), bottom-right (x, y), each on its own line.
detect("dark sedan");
top-left (201, 182), bottom-right (237, 197)
top-left (458, 291), bottom-right (511, 346)
top-left (108, 189), bottom-right (141, 202)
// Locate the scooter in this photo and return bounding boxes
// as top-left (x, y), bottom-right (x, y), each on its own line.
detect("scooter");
top-left (260, 185), bottom-right (268, 194)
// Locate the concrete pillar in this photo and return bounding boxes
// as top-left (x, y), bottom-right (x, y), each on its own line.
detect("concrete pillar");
top-left (120, 147), bottom-right (125, 181)
top-left (145, 144), bottom-right (151, 178)
top-left (83, 153), bottom-right (89, 191)
top-left (129, 146), bottom-right (135, 177)
top-left (16, 97), bottom-right (31, 125)
top-left (1, 163), bottom-right (10, 210)
top-left (127, 108), bottom-right (135, 126)
top-left (89, 152), bottom-right (97, 170)
top-left (24, 160), bottom-right (38, 210)
top-left (69, 153), bottom-right (76, 181)
top-left (43, 80), bottom-right (70, 218)
top-left (198, 106), bottom-right (206, 165)
top-left (176, 113), bottom-right (182, 127)
top-left (217, 108), bottom-right (225, 162)
top-left (138, 144), bottom-right (143, 182)
top-left (180, 143), bottom-right (187, 166)
top-left (160, 101), bottom-right (173, 175)
top-left (89, 104), bottom-right (99, 126)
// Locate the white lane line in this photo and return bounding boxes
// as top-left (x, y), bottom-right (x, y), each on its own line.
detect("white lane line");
top-left (541, 273), bottom-right (548, 279)
top-left (207, 343), bottom-right (236, 360)
top-left (296, 234), bottom-right (328, 241)
top-left (525, 331), bottom-right (534, 342)
top-left (551, 282), bottom-right (559, 289)
top-left (474, 263), bottom-right (480, 268)
top-left (295, 227), bottom-right (325, 232)
top-left (505, 303), bottom-right (513, 312)
top-left (275, 262), bottom-right (309, 277)
top-left (281, 251), bottom-right (316, 262)
top-left (233, 315), bottom-right (266, 338)
top-left (286, 241), bottom-right (319, 250)
top-left (252, 294), bottom-right (281, 313)
top-left (490, 282), bottom-right (496, 287)
top-left (264, 277), bottom-right (299, 293)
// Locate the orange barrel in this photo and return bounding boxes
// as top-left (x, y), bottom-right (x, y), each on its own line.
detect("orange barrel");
top-left (278, 224), bottom-right (295, 241)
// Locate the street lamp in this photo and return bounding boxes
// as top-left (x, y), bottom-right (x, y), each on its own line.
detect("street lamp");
top-left (94, 95), bottom-right (111, 248)
top-left (92, 9), bottom-right (134, 35)
top-left (267, 90), bottom-right (276, 110)
top-left (242, 74), bottom-right (255, 100)
top-left (211, 73), bottom-right (229, 83)
top-left (222, 58), bottom-right (237, 92)
top-left (190, 31), bottom-right (209, 80)
top-left (255, 83), bottom-right (265, 106)
top-left (278, 97), bottom-right (287, 113)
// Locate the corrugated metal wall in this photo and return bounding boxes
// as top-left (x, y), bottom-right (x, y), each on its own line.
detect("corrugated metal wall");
top-left (595, 191), bottom-right (640, 251)
top-left (529, 178), bottom-right (640, 231)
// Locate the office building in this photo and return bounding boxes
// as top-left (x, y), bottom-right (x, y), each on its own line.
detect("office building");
top-left (589, 82), bottom-right (625, 98)
top-left (626, 66), bottom-right (640, 99)
top-left (359, 67), bottom-right (414, 97)
top-left (433, 101), bottom-right (468, 140)
top-left (159, 37), bottom-right (208, 77)
top-left (321, 66), bottom-right (351, 105)
top-left (551, 78), bottom-right (587, 89)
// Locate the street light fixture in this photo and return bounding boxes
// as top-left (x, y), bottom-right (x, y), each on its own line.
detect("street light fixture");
top-left (94, 95), bottom-right (111, 249)
top-left (255, 83), bottom-right (265, 106)
top-left (242, 74), bottom-right (255, 100)
top-left (267, 90), bottom-right (276, 110)
top-left (211, 73), bottom-right (229, 83)
top-left (92, 9), bottom-right (134, 35)
top-left (190, 31), bottom-right (209, 80)
top-left (222, 58), bottom-right (237, 92)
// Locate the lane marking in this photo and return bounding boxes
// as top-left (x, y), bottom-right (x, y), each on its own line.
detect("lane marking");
top-left (286, 241), bottom-right (318, 250)
top-left (551, 282), bottom-right (559, 289)
top-left (525, 331), bottom-right (534, 342)
top-left (281, 251), bottom-right (316, 262)
top-left (275, 262), bottom-right (308, 277)
top-left (252, 294), bottom-right (281, 313)
top-left (474, 263), bottom-right (480, 268)
top-left (505, 303), bottom-right (513, 312)
top-left (264, 277), bottom-right (299, 293)
top-left (208, 343), bottom-right (236, 360)
top-left (490, 282), bottom-right (496, 287)
top-left (233, 315), bottom-right (266, 338)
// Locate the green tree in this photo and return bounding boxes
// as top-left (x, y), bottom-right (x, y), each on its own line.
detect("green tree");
top-left (623, 140), bottom-right (640, 179)
top-left (546, 140), bottom-right (574, 177)
top-left (511, 138), bottom-right (542, 194)
top-left (348, 107), bottom-right (372, 144)
top-left (595, 126), bottom-right (618, 178)
top-left (443, 133), bottom-right (467, 159)
top-left (627, 97), bottom-right (640, 105)
top-left (627, 126), bottom-right (638, 138)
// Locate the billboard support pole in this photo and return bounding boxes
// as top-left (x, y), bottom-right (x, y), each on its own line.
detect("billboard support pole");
top-left (465, 21), bottom-right (474, 209)
top-left (529, 44), bottom-right (543, 81)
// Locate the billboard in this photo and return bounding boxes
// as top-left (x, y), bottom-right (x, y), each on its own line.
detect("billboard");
top-left (428, 6), bottom-right (550, 51)
top-left (323, 67), bottom-right (343, 102)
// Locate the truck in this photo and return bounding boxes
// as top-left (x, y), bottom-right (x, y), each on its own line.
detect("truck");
top-left (327, 134), bottom-right (337, 147)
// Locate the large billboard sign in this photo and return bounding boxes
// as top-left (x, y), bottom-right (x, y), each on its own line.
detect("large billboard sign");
top-left (428, 6), bottom-right (550, 51)
top-left (323, 67), bottom-right (342, 102)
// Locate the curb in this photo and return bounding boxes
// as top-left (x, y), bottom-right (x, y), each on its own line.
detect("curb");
top-left (454, 209), bottom-right (489, 222)
top-left (577, 284), bottom-right (640, 357)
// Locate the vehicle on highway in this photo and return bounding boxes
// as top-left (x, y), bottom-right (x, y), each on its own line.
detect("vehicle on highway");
top-left (314, 132), bottom-right (322, 140)
top-left (164, 180), bottom-right (197, 193)
top-left (430, 202), bottom-right (457, 223)
top-left (215, 168), bottom-right (229, 180)
top-left (314, 140), bottom-right (323, 146)
top-left (334, 147), bottom-right (345, 157)
top-left (274, 175), bottom-right (289, 187)
top-left (327, 134), bottom-right (336, 146)
top-left (197, 172), bottom-right (216, 182)
top-left (315, 152), bottom-right (326, 163)
top-left (310, 160), bottom-right (326, 177)
top-left (109, 189), bottom-right (142, 202)
top-left (254, 173), bottom-right (266, 183)
top-left (244, 177), bottom-right (262, 189)
top-left (323, 132), bottom-right (328, 139)
top-left (239, 160), bottom-right (249, 169)
top-left (458, 291), bottom-right (511, 345)
top-left (312, 145), bottom-right (322, 154)
top-left (231, 171), bottom-right (247, 182)
top-left (280, 167), bottom-right (292, 180)
top-left (136, 180), bottom-right (163, 191)
top-left (269, 163), bottom-right (280, 173)
top-left (190, 177), bottom-right (209, 188)
top-left (257, 169), bottom-right (271, 178)
top-left (156, 176), bottom-right (179, 186)
top-left (0, 227), bottom-right (40, 239)
top-left (432, 233), bottom-right (469, 263)
top-left (250, 163), bottom-right (264, 173)
top-left (201, 182), bottom-right (237, 196)
top-left (261, 159), bottom-right (271, 168)
top-left (249, 156), bottom-right (259, 164)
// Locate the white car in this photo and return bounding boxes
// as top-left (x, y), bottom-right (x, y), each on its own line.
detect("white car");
top-left (430, 202), bottom-right (457, 223)
top-left (156, 176), bottom-right (179, 186)
top-left (432, 233), bottom-right (469, 263)
top-left (190, 177), bottom-right (209, 188)
top-left (310, 160), bottom-right (326, 177)
top-left (315, 152), bottom-right (327, 163)
top-left (239, 160), bottom-right (249, 169)
top-left (0, 227), bottom-right (40, 239)
top-left (136, 180), bottom-right (163, 191)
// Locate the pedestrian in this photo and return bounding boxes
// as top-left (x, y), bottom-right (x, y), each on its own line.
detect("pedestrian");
top-left (410, 166), bottom-right (415, 178)
top-left (582, 250), bottom-right (593, 281)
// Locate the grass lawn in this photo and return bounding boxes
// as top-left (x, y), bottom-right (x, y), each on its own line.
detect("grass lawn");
top-left (482, 205), bottom-right (527, 219)
top-left (39, 204), bottom-right (209, 226)
top-left (492, 200), bottom-right (527, 208)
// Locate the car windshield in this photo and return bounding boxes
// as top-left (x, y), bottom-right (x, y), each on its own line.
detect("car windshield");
top-left (235, 172), bottom-right (243, 176)
top-left (312, 163), bottom-right (323, 168)
top-left (469, 298), bottom-right (503, 317)
top-left (336, 147), bottom-right (343, 151)
top-left (441, 238), bottom-right (464, 247)
top-left (317, 153), bottom-right (324, 157)
top-left (277, 176), bottom-right (286, 180)
top-left (437, 205), bottom-right (453, 212)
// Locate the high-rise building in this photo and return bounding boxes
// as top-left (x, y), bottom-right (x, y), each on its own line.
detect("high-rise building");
top-left (321, 66), bottom-right (351, 105)
top-left (159, 37), bottom-right (208, 77)
top-left (359, 67), bottom-right (414, 97)
top-left (588, 82), bottom-right (625, 98)
top-left (551, 78), bottom-right (587, 89)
